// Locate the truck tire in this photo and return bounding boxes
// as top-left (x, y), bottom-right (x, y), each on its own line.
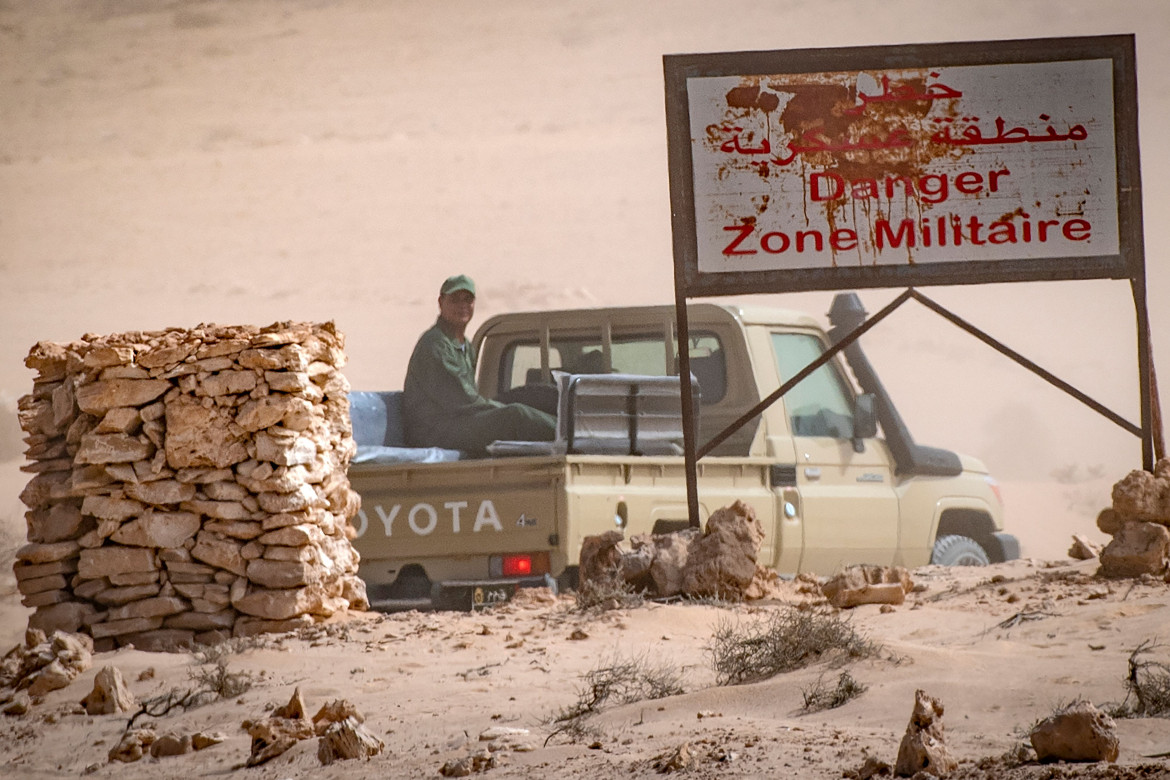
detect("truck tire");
top-left (931, 534), bottom-right (990, 567)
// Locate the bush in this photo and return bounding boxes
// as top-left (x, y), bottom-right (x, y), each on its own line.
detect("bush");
top-left (573, 571), bottom-right (645, 613)
top-left (549, 652), bottom-right (685, 742)
top-left (125, 643), bottom-right (256, 728)
top-left (801, 671), bottom-right (868, 712)
top-left (1108, 639), bottom-right (1170, 718)
top-left (709, 606), bottom-right (879, 686)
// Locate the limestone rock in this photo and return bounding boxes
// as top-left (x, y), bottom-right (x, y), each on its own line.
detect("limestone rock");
top-left (257, 483), bottom-right (324, 514)
top-left (1098, 507), bottom-right (1123, 535)
top-left (108, 729), bottom-right (159, 767)
top-left (203, 479), bottom-right (250, 502)
top-left (124, 479), bottom-right (197, 506)
top-left (236, 395), bottom-right (311, 433)
top-left (19, 471), bottom-right (71, 508)
top-left (1068, 534), bottom-right (1101, 560)
top-left (150, 732), bottom-right (193, 758)
top-left (192, 731), bottom-right (228, 750)
top-left (340, 575), bottom-right (369, 611)
top-left (165, 398), bottom-right (249, 469)
top-left (78, 547), bottom-right (157, 580)
top-left (17, 632), bottom-right (92, 696)
top-left (75, 432), bottom-right (154, 464)
top-left (1112, 465), bottom-right (1169, 521)
top-left (28, 601), bottom-right (98, 635)
top-left (75, 379), bottom-right (169, 415)
top-left (1030, 700), bottom-right (1119, 762)
top-left (258, 523), bottom-right (325, 547)
top-left (90, 616), bottom-right (165, 640)
top-left (108, 728), bottom-right (157, 763)
top-left (894, 689), bottom-right (957, 777)
top-left (317, 716), bottom-right (384, 764)
top-left (1098, 520), bottom-right (1170, 578)
top-left (246, 704), bottom-right (315, 766)
top-left (18, 321), bottom-right (365, 642)
top-left (577, 530), bottom-right (624, 586)
top-left (247, 558), bottom-right (318, 589)
top-left (312, 699), bottom-right (364, 734)
top-left (92, 583), bottom-right (161, 606)
top-left (138, 341), bottom-right (195, 369)
top-left (233, 614), bottom-right (315, 638)
top-left (653, 742), bottom-right (695, 773)
top-left (182, 498), bottom-right (253, 521)
top-left (80, 494), bottom-right (145, 521)
top-left (12, 558), bottom-right (78, 582)
top-left (81, 666), bottom-right (137, 714)
top-left (233, 582), bottom-right (341, 620)
top-left (105, 595), bottom-right (188, 621)
top-left (26, 503), bottom-right (88, 544)
top-left (164, 609), bottom-right (237, 631)
top-left (200, 370), bottom-right (257, 397)
top-left (3, 691), bottom-right (31, 716)
top-left (16, 540), bottom-right (80, 565)
top-left (823, 565), bottom-right (913, 609)
top-left (681, 500), bottom-right (765, 599)
top-left (120, 629), bottom-right (195, 652)
top-left (190, 533), bottom-right (247, 576)
top-left (111, 510), bottom-right (201, 548)
top-left (94, 406), bottom-right (142, 434)
top-left (254, 430), bottom-right (317, 467)
top-left (16, 573), bottom-right (68, 596)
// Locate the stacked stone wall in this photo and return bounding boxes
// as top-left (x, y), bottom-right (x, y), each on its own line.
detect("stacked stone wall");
top-left (13, 321), bottom-right (367, 651)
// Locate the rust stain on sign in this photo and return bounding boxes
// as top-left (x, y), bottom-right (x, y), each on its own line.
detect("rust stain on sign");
top-left (691, 60), bottom-right (1114, 271)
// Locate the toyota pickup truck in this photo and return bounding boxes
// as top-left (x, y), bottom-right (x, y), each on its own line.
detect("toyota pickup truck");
top-left (347, 293), bottom-right (1017, 611)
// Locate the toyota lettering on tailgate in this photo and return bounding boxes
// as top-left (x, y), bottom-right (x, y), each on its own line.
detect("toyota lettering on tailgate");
top-left (353, 500), bottom-right (538, 538)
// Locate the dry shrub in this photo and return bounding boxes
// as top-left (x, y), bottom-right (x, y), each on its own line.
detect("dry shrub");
top-left (709, 606), bottom-right (879, 686)
top-left (125, 642), bottom-right (256, 728)
top-left (189, 658), bottom-right (253, 700)
top-left (801, 671), bottom-right (868, 712)
top-left (573, 570), bottom-right (645, 613)
top-left (548, 652), bottom-right (686, 742)
top-left (1109, 639), bottom-right (1170, 718)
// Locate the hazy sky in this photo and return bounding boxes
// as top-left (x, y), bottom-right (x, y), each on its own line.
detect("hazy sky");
top-left (1, 0), bottom-right (1167, 480)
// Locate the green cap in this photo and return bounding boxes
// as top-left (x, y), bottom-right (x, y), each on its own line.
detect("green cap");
top-left (440, 274), bottom-right (476, 297)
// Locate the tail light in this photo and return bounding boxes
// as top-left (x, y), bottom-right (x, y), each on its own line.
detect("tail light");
top-left (490, 552), bottom-right (550, 578)
top-left (985, 475), bottom-right (1004, 508)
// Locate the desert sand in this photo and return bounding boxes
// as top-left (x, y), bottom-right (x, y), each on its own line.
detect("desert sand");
top-left (4, 560), bottom-right (1170, 779)
top-left (3, 1), bottom-right (1170, 777)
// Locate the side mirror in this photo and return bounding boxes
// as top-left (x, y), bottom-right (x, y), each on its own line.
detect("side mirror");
top-left (853, 393), bottom-right (878, 440)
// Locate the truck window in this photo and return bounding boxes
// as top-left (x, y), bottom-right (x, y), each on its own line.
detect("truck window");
top-left (499, 332), bottom-right (726, 403)
top-left (771, 333), bottom-right (855, 439)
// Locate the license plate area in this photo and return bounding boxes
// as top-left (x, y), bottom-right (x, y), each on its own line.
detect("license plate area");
top-left (434, 580), bottom-right (519, 611)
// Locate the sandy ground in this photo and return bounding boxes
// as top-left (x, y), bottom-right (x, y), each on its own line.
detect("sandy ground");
top-left (3, 559), bottom-right (1170, 779)
top-left (1, 451), bottom-right (1163, 779)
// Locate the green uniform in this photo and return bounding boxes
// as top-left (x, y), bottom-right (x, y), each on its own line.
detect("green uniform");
top-left (402, 320), bottom-right (556, 455)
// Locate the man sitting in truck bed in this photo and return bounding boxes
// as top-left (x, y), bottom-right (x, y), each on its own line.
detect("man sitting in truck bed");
top-left (402, 274), bottom-right (557, 456)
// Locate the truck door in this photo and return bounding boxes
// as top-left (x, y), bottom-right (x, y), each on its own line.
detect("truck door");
top-left (770, 332), bottom-right (900, 572)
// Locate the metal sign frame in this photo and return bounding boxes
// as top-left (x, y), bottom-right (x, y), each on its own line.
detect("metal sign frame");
top-left (665, 34), bottom-right (1143, 295)
top-left (663, 35), bottom-right (1154, 528)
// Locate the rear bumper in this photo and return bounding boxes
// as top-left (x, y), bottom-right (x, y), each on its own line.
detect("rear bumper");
top-left (367, 575), bottom-right (556, 613)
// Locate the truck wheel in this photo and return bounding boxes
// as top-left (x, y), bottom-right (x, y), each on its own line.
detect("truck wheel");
top-left (931, 535), bottom-right (990, 566)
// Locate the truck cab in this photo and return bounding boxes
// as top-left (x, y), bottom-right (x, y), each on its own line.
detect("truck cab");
top-left (472, 297), bottom-right (1013, 572)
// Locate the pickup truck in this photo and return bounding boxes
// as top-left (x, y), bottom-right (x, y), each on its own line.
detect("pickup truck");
top-left (347, 293), bottom-right (1017, 611)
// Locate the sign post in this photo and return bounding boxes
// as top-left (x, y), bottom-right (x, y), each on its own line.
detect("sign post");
top-left (664, 35), bottom-right (1152, 528)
